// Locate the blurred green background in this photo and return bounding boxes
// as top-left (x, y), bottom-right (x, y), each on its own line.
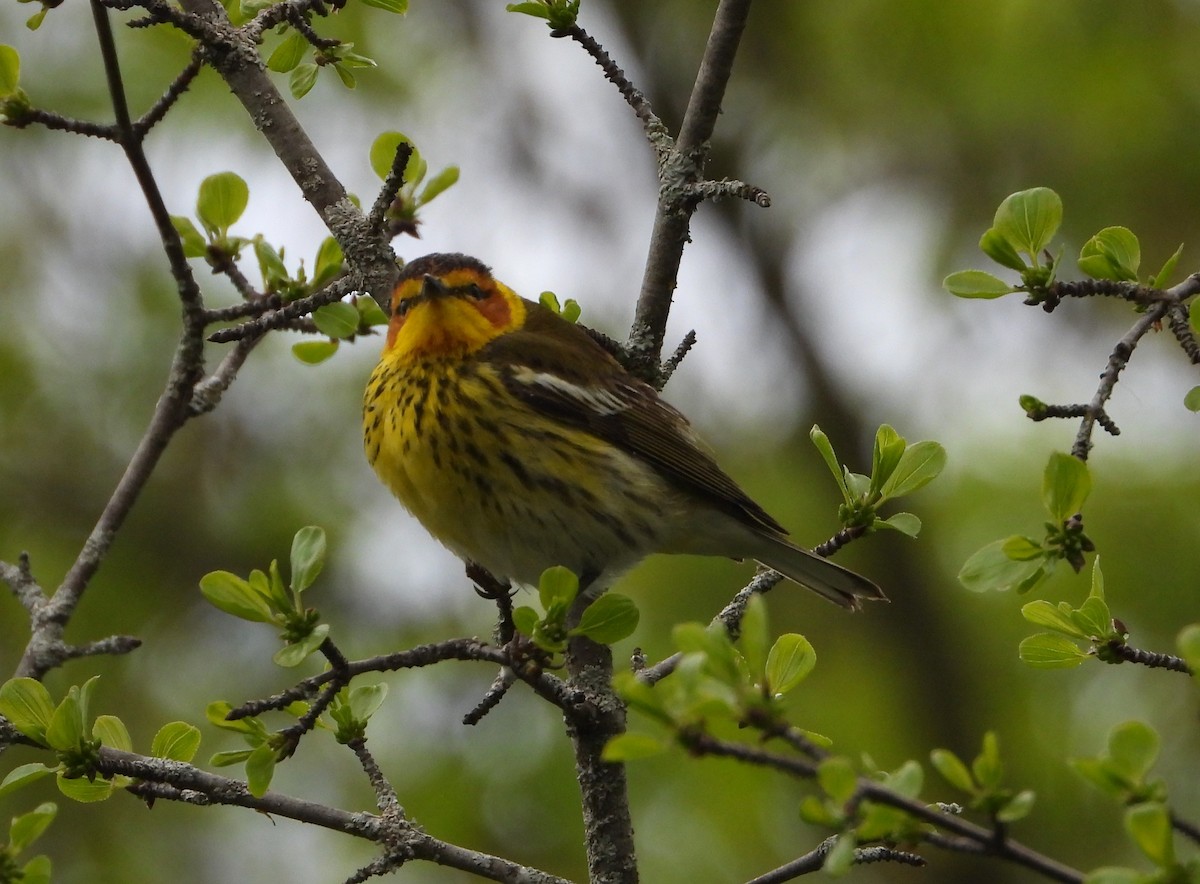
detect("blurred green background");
top-left (2, 1), bottom-right (1199, 881)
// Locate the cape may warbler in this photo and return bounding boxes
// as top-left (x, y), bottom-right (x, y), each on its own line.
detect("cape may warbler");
top-left (363, 253), bottom-right (883, 609)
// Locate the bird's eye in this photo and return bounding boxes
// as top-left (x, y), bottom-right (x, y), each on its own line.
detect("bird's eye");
top-left (394, 298), bottom-right (413, 318)
top-left (466, 283), bottom-right (487, 300)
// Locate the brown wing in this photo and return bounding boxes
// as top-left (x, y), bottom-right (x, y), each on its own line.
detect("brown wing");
top-left (482, 300), bottom-right (788, 536)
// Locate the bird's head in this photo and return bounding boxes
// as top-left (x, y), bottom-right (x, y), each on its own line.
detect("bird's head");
top-left (384, 253), bottom-right (526, 359)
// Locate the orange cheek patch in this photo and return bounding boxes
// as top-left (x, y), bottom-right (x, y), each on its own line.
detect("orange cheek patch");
top-left (386, 315), bottom-right (406, 349)
top-left (475, 292), bottom-right (512, 329)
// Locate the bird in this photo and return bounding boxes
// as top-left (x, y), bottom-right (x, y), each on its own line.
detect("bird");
top-left (362, 253), bottom-right (884, 609)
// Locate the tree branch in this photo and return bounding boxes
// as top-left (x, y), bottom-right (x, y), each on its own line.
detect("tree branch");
top-left (628, 0), bottom-right (754, 381)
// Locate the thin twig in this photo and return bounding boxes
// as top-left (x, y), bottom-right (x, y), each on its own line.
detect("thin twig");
top-left (1102, 641), bottom-right (1193, 674)
top-left (684, 733), bottom-right (1085, 884)
top-left (1073, 303), bottom-right (1169, 459)
top-left (133, 50), bottom-right (204, 138)
top-left (560, 25), bottom-right (666, 147)
top-left (639, 568), bottom-right (782, 685)
top-left (207, 279), bottom-right (357, 342)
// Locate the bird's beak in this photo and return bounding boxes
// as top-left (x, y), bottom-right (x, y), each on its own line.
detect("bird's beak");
top-left (420, 275), bottom-right (450, 301)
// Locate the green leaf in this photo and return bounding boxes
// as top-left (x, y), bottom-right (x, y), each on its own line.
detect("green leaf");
top-left (798, 795), bottom-right (841, 827)
top-left (512, 606), bottom-right (540, 637)
top-left (312, 302), bottom-right (360, 339)
top-left (879, 440), bottom-right (946, 499)
top-left (1022, 600), bottom-right (1087, 638)
top-left (253, 237), bottom-right (289, 288)
top-left (25, 7), bottom-right (48, 30)
top-left (56, 772), bottom-right (113, 803)
top-left (958, 540), bottom-right (1045, 593)
top-left (92, 715), bottom-right (132, 752)
top-left (1107, 721), bottom-right (1159, 781)
top-left (1019, 633), bottom-right (1089, 668)
top-left (739, 594), bottom-right (770, 684)
top-left (930, 748), bottom-right (976, 793)
top-left (869, 424), bottom-right (906, 495)
top-left (312, 237), bottom-right (344, 289)
top-left (817, 756), bottom-right (858, 803)
top-left (1124, 802), bottom-right (1174, 866)
top-left (997, 789), bottom-right (1036, 823)
top-left (809, 425), bottom-right (850, 501)
top-left (1151, 243), bottom-right (1184, 289)
top-left (538, 565), bottom-right (579, 612)
top-left (356, 294), bottom-right (389, 327)
top-left (0, 763), bottom-right (55, 799)
top-left (347, 683), bottom-right (388, 722)
top-left (152, 722), bottom-right (202, 763)
top-left (370, 131), bottom-right (414, 181)
top-left (360, 0), bottom-right (409, 12)
top-left (19, 855), bottom-right (51, 884)
top-left (823, 832), bottom-right (858, 877)
top-left (883, 759), bottom-right (924, 799)
top-left (289, 63), bottom-right (319, 99)
top-left (334, 63), bottom-right (357, 89)
top-left (273, 622), bottom-right (330, 667)
top-left (1042, 452), bottom-right (1091, 521)
top-left (244, 742), bottom-right (277, 797)
top-left (572, 593), bottom-right (639, 645)
top-left (993, 187), bottom-right (1062, 257)
top-left (1079, 227), bottom-right (1140, 282)
top-left (764, 633), bottom-right (816, 696)
top-left (1071, 595), bottom-right (1112, 637)
top-left (979, 226), bottom-right (1028, 271)
top-left (1002, 535), bottom-right (1045, 561)
top-left (611, 672), bottom-right (670, 724)
top-left (1184, 386), bottom-right (1200, 413)
top-left (1177, 624), bottom-right (1200, 674)
top-left (292, 340), bottom-right (339, 364)
top-left (0, 678), bottom-right (56, 743)
top-left (289, 525), bottom-right (327, 593)
top-left (877, 512), bottom-right (921, 537)
top-left (266, 32), bottom-right (308, 73)
top-left (944, 269), bottom-right (1016, 299)
top-left (1089, 556), bottom-right (1105, 600)
top-left (0, 45), bottom-right (19, 96)
top-left (601, 732), bottom-right (667, 762)
top-left (8, 802), bottom-right (56, 853)
top-left (170, 215), bottom-right (207, 258)
top-left (972, 732), bottom-right (1003, 791)
top-left (417, 165), bottom-right (460, 206)
top-left (506, 1), bottom-right (551, 18)
top-left (206, 701), bottom-right (267, 738)
top-left (44, 693), bottom-right (84, 752)
top-left (196, 172), bottom-right (249, 236)
top-left (561, 299), bottom-right (582, 323)
top-left (199, 570), bottom-right (275, 622)
top-left (209, 749), bottom-right (255, 767)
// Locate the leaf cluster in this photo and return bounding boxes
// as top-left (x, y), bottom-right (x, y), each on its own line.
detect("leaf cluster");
top-left (959, 452), bottom-right (1093, 595)
top-left (810, 423), bottom-right (946, 537)
top-left (512, 566), bottom-right (640, 654)
top-left (199, 526), bottom-right (331, 668)
top-left (605, 596), bottom-right (822, 762)
top-left (0, 676), bottom-right (200, 806)
top-left (944, 187), bottom-right (1182, 302)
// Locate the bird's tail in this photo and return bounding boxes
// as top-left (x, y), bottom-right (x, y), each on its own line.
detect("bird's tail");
top-left (745, 533), bottom-right (885, 610)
